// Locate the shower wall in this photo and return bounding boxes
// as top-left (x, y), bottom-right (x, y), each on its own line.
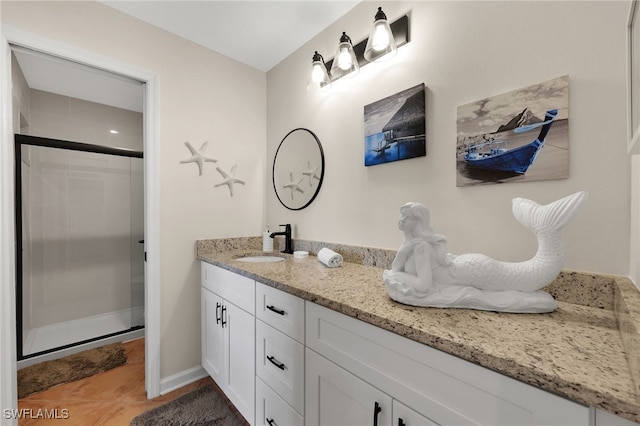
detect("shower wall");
top-left (26, 88), bottom-right (143, 150)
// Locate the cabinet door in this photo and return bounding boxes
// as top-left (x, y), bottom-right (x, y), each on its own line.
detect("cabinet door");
top-left (393, 400), bottom-right (439, 426)
top-left (201, 287), bottom-right (225, 385)
top-left (225, 301), bottom-right (255, 425)
top-left (306, 348), bottom-right (392, 426)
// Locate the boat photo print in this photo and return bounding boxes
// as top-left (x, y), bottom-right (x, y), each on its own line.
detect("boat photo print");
top-left (456, 75), bottom-right (569, 187)
top-left (464, 109), bottom-right (558, 174)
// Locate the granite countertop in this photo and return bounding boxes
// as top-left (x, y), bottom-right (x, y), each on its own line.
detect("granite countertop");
top-left (197, 239), bottom-right (640, 423)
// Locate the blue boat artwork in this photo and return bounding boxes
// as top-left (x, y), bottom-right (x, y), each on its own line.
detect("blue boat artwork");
top-left (464, 109), bottom-right (558, 174)
top-left (364, 84), bottom-right (426, 167)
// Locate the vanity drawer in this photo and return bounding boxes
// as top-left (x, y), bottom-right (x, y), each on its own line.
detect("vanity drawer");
top-left (256, 377), bottom-right (304, 426)
top-left (256, 319), bottom-right (304, 414)
top-left (201, 262), bottom-right (254, 314)
top-left (256, 282), bottom-right (304, 342)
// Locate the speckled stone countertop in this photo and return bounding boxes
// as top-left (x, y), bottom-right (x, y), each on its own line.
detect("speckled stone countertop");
top-left (196, 238), bottom-right (640, 422)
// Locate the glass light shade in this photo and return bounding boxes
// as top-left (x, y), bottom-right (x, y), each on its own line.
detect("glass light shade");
top-left (330, 32), bottom-right (359, 79)
top-left (306, 51), bottom-right (331, 92)
top-left (364, 7), bottom-right (397, 62)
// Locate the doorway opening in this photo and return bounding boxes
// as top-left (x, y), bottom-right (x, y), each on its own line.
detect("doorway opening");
top-left (2, 28), bottom-right (160, 405)
top-left (9, 46), bottom-right (148, 368)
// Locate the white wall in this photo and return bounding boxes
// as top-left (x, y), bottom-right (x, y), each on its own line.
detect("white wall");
top-left (267, 1), bottom-right (630, 276)
top-left (1, 1), bottom-right (266, 378)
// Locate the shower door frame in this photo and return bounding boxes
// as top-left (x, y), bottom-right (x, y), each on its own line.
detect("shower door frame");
top-left (14, 134), bottom-right (144, 361)
top-left (0, 26), bottom-right (161, 419)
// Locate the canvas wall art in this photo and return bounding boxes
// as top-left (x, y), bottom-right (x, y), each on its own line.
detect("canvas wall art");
top-left (364, 83), bottom-right (426, 166)
top-left (456, 75), bottom-right (569, 186)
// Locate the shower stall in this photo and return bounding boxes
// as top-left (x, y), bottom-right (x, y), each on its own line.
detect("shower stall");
top-left (15, 134), bottom-right (144, 362)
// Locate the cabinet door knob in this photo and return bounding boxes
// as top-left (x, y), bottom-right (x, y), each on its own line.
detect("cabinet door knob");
top-left (266, 305), bottom-right (286, 316)
top-left (216, 302), bottom-right (221, 324)
top-left (221, 305), bottom-right (227, 327)
top-left (398, 418), bottom-right (406, 426)
top-left (266, 355), bottom-right (286, 370)
top-left (373, 401), bottom-right (382, 426)
top-left (266, 417), bottom-right (277, 426)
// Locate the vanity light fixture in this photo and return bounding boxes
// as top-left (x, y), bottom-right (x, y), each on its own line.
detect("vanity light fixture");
top-left (306, 51), bottom-right (332, 92)
top-left (306, 6), bottom-right (409, 91)
top-left (363, 7), bottom-right (397, 62)
top-left (329, 32), bottom-right (359, 79)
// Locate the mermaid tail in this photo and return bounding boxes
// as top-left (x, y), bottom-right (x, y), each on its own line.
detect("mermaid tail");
top-left (441, 191), bottom-right (587, 292)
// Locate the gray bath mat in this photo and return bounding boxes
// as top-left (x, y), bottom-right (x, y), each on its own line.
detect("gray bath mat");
top-left (130, 384), bottom-right (246, 426)
top-left (18, 342), bottom-right (127, 398)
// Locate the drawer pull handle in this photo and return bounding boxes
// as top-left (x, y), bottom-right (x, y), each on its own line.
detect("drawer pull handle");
top-left (266, 305), bottom-right (285, 316)
top-left (215, 302), bottom-right (221, 324)
top-left (221, 305), bottom-right (227, 327)
top-left (266, 418), bottom-right (277, 426)
top-left (373, 401), bottom-right (382, 426)
top-left (398, 418), bottom-right (405, 426)
top-left (267, 355), bottom-right (286, 370)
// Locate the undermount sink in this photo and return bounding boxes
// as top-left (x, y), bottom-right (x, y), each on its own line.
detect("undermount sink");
top-left (236, 255), bottom-right (285, 263)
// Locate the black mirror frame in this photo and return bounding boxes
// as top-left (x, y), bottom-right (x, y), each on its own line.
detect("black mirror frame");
top-left (272, 128), bottom-right (325, 211)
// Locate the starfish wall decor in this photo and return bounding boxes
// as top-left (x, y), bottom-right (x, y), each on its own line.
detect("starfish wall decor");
top-left (179, 140), bottom-right (248, 198)
top-left (214, 165), bottom-right (246, 197)
top-left (180, 141), bottom-right (217, 175)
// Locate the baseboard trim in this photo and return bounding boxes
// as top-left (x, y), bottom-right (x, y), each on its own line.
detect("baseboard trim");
top-left (159, 365), bottom-right (208, 395)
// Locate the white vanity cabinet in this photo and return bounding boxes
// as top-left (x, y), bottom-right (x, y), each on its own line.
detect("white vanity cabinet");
top-left (255, 282), bottom-right (305, 426)
top-left (199, 261), bottom-right (626, 426)
top-left (305, 301), bottom-right (591, 426)
top-left (201, 263), bottom-right (255, 425)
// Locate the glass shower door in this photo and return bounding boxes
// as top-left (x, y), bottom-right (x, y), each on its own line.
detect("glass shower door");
top-left (16, 134), bottom-right (144, 359)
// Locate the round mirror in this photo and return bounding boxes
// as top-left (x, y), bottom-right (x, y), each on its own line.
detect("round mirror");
top-left (273, 128), bottom-right (325, 210)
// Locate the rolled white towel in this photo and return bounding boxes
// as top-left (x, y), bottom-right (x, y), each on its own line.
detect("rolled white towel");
top-left (318, 247), bottom-right (343, 268)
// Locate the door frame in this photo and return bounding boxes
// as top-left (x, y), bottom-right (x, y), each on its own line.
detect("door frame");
top-left (0, 25), bottom-right (161, 419)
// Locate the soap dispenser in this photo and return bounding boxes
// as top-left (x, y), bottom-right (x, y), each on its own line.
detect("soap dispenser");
top-left (263, 228), bottom-right (274, 252)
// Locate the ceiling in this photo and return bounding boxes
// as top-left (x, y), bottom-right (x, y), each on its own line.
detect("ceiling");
top-left (13, 47), bottom-right (146, 112)
top-left (100, 1), bottom-right (361, 73)
top-left (12, 1), bottom-right (360, 113)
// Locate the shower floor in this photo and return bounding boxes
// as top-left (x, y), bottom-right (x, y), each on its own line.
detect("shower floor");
top-left (23, 306), bottom-right (144, 356)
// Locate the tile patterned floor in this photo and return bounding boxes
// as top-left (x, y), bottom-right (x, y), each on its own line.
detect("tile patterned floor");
top-left (17, 338), bottom-right (215, 425)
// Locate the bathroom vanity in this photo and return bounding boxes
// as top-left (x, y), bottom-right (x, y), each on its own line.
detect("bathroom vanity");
top-left (198, 238), bottom-right (640, 426)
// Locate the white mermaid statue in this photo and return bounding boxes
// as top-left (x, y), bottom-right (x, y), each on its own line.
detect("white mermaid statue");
top-left (382, 191), bottom-right (587, 313)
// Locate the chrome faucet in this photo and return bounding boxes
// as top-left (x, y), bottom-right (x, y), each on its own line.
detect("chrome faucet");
top-left (270, 224), bottom-right (293, 254)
